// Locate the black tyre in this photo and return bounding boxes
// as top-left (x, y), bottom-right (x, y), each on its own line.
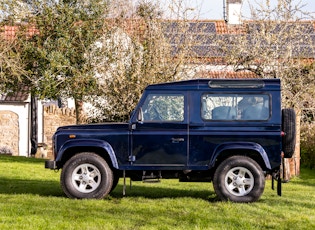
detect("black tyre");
top-left (61, 152), bottom-right (113, 199)
top-left (213, 156), bottom-right (265, 203)
top-left (110, 170), bottom-right (120, 193)
top-left (282, 108), bottom-right (296, 158)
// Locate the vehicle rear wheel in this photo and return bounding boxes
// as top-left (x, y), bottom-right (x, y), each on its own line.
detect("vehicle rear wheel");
top-left (61, 152), bottom-right (113, 199)
top-left (213, 156), bottom-right (265, 203)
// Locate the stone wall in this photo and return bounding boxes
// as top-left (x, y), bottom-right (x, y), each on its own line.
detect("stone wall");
top-left (0, 111), bottom-right (19, 155)
top-left (0, 105), bottom-right (76, 158)
top-left (43, 105), bottom-right (76, 159)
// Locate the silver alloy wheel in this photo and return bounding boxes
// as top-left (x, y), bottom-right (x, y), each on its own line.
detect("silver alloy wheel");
top-left (224, 166), bottom-right (254, 196)
top-left (72, 163), bottom-right (101, 193)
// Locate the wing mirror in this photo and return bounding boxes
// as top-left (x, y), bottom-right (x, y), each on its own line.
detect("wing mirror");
top-left (137, 108), bottom-right (143, 122)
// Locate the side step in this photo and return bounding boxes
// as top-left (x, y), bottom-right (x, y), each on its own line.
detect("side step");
top-left (142, 171), bottom-right (161, 183)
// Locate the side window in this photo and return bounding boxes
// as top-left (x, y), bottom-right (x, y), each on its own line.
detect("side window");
top-left (142, 94), bottom-right (184, 122)
top-left (201, 94), bottom-right (270, 121)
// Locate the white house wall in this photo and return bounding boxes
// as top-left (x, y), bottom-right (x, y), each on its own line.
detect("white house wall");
top-left (37, 100), bottom-right (44, 144)
top-left (0, 103), bottom-right (30, 157)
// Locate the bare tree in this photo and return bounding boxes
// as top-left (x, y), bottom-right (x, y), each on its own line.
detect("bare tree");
top-left (1, 0), bottom-right (194, 123)
top-left (217, 0), bottom-right (315, 109)
top-left (216, 0), bottom-right (315, 177)
top-left (1, 0), bottom-right (216, 123)
top-left (85, 1), bottom-right (187, 122)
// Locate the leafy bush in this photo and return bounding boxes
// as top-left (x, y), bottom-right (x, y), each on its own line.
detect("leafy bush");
top-left (0, 146), bottom-right (12, 155)
top-left (300, 123), bottom-right (315, 169)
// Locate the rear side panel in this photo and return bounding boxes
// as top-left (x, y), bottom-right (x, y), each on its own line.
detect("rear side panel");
top-left (188, 80), bottom-right (282, 170)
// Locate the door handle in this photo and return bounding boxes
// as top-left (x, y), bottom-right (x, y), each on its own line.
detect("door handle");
top-left (171, 138), bottom-right (184, 143)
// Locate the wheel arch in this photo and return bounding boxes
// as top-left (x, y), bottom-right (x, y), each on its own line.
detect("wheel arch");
top-left (56, 139), bottom-right (119, 170)
top-left (209, 142), bottom-right (271, 172)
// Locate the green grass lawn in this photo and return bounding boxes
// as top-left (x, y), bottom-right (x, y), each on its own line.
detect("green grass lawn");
top-left (0, 155), bottom-right (314, 230)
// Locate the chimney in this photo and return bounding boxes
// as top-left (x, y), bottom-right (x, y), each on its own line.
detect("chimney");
top-left (225, 0), bottom-right (242, 25)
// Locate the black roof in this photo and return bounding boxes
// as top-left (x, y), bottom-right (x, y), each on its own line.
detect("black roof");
top-left (146, 78), bottom-right (280, 91)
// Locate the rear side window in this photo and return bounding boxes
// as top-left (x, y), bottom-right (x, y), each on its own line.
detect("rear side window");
top-left (201, 94), bottom-right (270, 121)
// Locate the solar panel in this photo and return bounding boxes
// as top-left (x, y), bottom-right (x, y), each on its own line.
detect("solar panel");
top-left (162, 21), bottom-right (314, 59)
top-left (162, 21), bottom-right (216, 34)
top-left (247, 22), bottom-right (314, 34)
top-left (187, 22), bottom-right (216, 33)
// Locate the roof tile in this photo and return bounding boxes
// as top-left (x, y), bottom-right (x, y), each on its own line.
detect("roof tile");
top-left (196, 70), bottom-right (258, 79)
top-left (215, 21), bottom-right (228, 34)
top-left (0, 86), bottom-right (30, 102)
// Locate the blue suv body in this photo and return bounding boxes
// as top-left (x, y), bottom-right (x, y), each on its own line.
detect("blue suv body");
top-left (45, 79), bottom-right (295, 202)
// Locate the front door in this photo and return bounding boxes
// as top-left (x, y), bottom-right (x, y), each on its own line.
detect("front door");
top-left (131, 92), bottom-right (188, 167)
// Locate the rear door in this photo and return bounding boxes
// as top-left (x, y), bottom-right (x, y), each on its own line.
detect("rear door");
top-left (189, 92), bottom-right (276, 168)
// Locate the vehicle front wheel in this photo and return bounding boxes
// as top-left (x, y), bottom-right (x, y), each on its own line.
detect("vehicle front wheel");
top-left (213, 156), bottom-right (265, 203)
top-left (61, 152), bottom-right (113, 199)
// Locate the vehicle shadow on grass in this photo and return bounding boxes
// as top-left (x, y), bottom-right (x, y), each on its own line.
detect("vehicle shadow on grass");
top-left (0, 178), bottom-right (219, 201)
top-left (0, 179), bottom-right (219, 201)
top-left (0, 177), bottom-right (64, 197)
top-left (110, 183), bottom-right (219, 202)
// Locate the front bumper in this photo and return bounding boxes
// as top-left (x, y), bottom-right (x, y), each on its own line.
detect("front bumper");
top-left (45, 160), bottom-right (57, 169)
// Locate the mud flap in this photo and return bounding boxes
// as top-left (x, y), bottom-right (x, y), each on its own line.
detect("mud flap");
top-left (272, 171), bottom-right (282, 196)
top-left (122, 170), bottom-right (132, 196)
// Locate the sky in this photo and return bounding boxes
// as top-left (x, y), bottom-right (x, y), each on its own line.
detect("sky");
top-left (156, 0), bottom-right (315, 20)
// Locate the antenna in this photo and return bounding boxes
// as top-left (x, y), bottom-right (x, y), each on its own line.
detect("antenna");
top-left (223, 0), bottom-right (228, 22)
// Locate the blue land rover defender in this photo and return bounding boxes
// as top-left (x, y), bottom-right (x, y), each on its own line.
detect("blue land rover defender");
top-left (45, 79), bottom-right (296, 202)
